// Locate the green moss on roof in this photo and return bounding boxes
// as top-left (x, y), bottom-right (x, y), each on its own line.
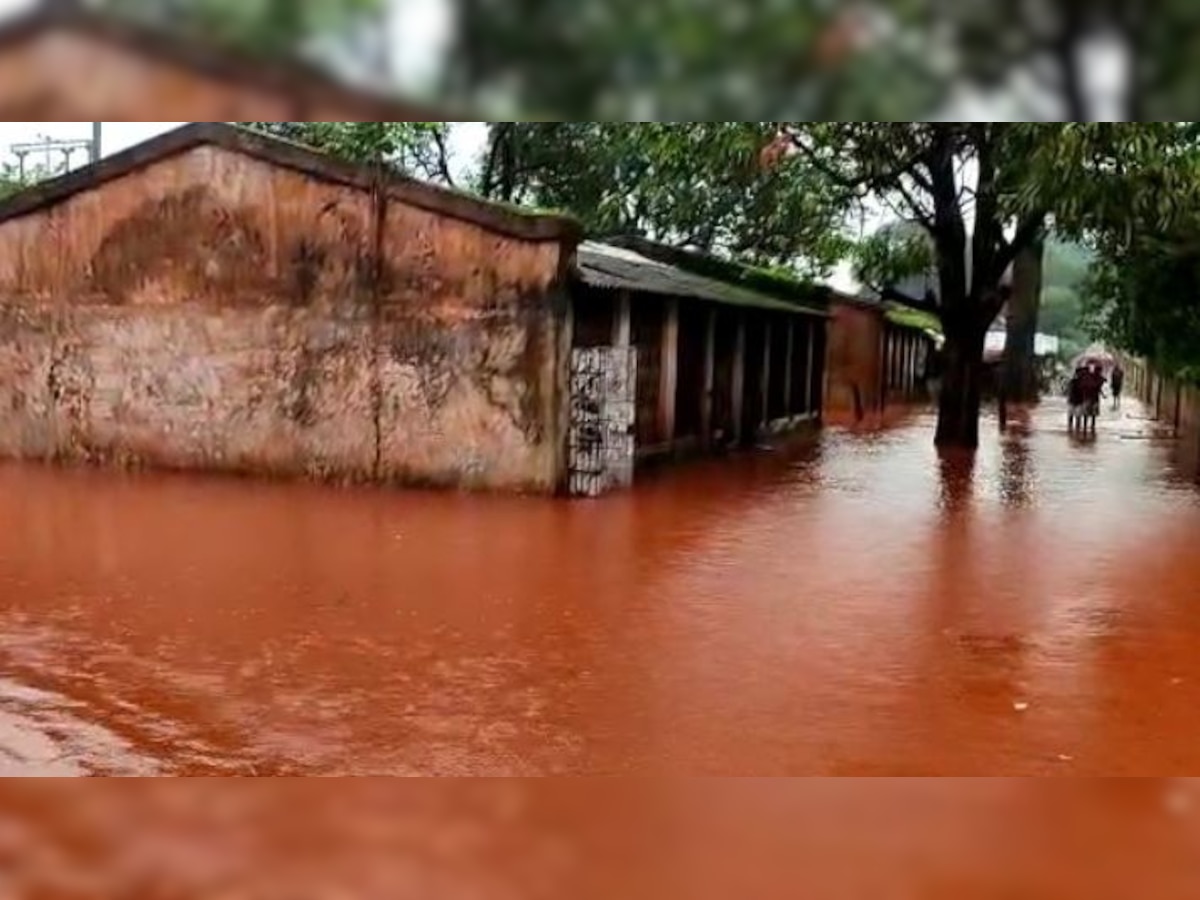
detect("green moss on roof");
top-left (884, 302), bottom-right (942, 335)
top-left (722, 262), bottom-right (831, 307)
top-left (603, 236), bottom-right (832, 311)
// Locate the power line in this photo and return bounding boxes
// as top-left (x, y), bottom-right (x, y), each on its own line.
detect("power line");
top-left (9, 123), bottom-right (101, 180)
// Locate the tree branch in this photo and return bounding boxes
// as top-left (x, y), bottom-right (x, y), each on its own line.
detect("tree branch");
top-left (782, 126), bottom-right (935, 201)
top-left (430, 128), bottom-right (458, 188)
top-left (970, 125), bottom-right (1002, 293)
top-left (927, 128), bottom-right (968, 307)
top-left (996, 210), bottom-right (1048, 276)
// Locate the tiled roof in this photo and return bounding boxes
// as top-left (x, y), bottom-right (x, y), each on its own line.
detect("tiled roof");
top-left (575, 241), bottom-right (828, 316)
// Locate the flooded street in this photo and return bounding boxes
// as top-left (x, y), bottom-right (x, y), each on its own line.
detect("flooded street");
top-left (0, 399), bottom-right (1199, 776)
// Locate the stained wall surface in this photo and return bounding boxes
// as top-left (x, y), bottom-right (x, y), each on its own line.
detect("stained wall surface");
top-left (0, 144), bottom-right (572, 492)
top-left (825, 300), bottom-right (885, 414)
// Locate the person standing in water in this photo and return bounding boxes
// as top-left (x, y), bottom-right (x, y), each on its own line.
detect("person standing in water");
top-left (1111, 364), bottom-right (1125, 410)
top-left (1082, 364), bottom-right (1106, 433)
top-left (1067, 365), bottom-right (1087, 433)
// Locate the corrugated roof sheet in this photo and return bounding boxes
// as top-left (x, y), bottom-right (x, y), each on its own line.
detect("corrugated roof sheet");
top-left (575, 241), bottom-right (827, 317)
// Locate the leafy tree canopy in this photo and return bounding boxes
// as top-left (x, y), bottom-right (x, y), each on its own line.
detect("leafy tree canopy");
top-left (447, 1), bottom-right (1200, 120)
top-left (476, 123), bottom-right (853, 277)
top-left (246, 122), bottom-right (460, 187)
top-left (102, 0), bottom-right (383, 59)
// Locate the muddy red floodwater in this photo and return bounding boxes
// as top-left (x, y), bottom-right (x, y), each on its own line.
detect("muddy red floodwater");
top-left (0, 398), bottom-right (1199, 776)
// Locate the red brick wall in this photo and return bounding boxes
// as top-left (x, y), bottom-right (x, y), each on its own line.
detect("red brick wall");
top-left (0, 145), bottom-right (570, 491)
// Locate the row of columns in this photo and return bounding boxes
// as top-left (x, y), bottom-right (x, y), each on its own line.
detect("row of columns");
top-left (611, 292), bottom-right (822, 453)
top-left (883, 327), bottom-right (927, 401)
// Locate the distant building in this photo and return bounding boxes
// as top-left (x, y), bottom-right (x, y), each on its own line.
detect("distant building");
top-left (572, 239), bottom-right (828, 489)
top-left (983, 330), bottom-right (1061, 363)
top-left (824, 294), bottom-right (939, 418)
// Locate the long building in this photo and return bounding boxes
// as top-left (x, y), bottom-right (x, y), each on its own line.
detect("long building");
top-left (0, 123), bottom-right (828, 496)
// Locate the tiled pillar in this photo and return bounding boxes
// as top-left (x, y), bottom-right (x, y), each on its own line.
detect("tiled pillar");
top-left (659, 298), bottom-right (679, 445)
top-left (700, 306), bottom-right (717, 446)
top-left (731, 312), bottom-right (746, 445)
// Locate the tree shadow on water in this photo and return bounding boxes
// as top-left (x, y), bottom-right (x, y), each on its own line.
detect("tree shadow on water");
top-left (999, 437), bottom-right (1036, 508)
top-left (937, 447), bottom-right (977, 515)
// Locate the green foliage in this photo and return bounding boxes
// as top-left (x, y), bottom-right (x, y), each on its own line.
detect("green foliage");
top-left (105, 0), bottom-right (383, 57)
top-left (0, 163), bottom-right (49, 200)
top-left (449, 1), bottom-right (945, 119)
top-left (447, 2), bottom-right (1200, 119)
top-left (477, 123), bottom-right (852, 277)
top-left (1038, 239), bottom-right (1094, 355)
top-left (1043, 239), bottom-right (1093, 292)
top-left (852, 223), bottom-right (933, 295)
top-left (246, 122), bottom-right (458, 186)
top-left (1083, 236), bottom-right (1200, 382)
top-left (1040, 285), bottom-right (1084, 335)
top-left (1045, 126), bottom-right (1200, 378)
top-left (884, 304), bottom-right (941, 335)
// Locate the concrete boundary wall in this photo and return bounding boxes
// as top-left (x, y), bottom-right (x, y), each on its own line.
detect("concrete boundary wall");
top-left (1123, 356), bottom-right (1200, 475)
top-left (0, 135), bottom-right (577, 493)
top-left (1123, 357), bottom-right (1200, 434)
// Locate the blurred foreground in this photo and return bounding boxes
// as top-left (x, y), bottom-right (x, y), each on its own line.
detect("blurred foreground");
top-left (5, 0), bottom-right (1200, 119)
top-left (0, 779), bottom-right (1198, 897)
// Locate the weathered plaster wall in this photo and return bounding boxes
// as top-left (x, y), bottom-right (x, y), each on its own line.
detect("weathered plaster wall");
top-left (825, 301), bottom-right (884, 415)
top-left (0, 145), bottom-right (570, 491)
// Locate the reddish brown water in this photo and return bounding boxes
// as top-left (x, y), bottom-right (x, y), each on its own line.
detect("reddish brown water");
top-left (0, 399), bottom-right (1199, 777)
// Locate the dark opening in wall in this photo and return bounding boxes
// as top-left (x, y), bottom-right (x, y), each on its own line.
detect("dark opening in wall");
top-left (711, 306), bottom-right (740, 444)
top-left (674, 302), bottom-right (709, 440)
top-left (767, 313), bottom-right (790, 422)
top-left (741, 311), bottom-right (767, 443)
top-left (631, 295), bottom-right (664, 448)
top-left (790, 318), bottom-right (811, 415)
top-left (572, 287), bottom-right (616, 348)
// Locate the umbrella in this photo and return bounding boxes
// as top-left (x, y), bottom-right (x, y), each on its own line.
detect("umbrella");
top-left (1072, 346), bottom-right (1115, 370)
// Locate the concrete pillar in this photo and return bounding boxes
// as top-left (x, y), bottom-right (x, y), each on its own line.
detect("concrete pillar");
top-left (878, 327), bottom-right (889, 410)
top-left (760, 319), bottom-right (772, 431)
top-left (700, 305), bottom-right (717, 447)
top-left (612, 290), bottom-right (632, 348)
top-left (554, 289), bottom-right (575, 494)
top-left (906, 334), bottom-right (913, 393)
top-left (731, 312), bottom-right (746, 445)
top-left (906, 335), bottom-right (915, 395)
top-left (782, 317), bottom-right (796, 416)
top-left (659, 298), bottom-right (679, 445)
top-left (802, 320), bottom-right (815, 415)
top-left (811, 321), bottom-right (820, 415)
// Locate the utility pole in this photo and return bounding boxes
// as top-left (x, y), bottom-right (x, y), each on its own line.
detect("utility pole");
top-left (90, 122), bottom-right (102, 163)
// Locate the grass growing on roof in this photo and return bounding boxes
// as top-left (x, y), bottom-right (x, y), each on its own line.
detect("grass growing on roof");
top-left (884, 302), bottom-right (942, 334)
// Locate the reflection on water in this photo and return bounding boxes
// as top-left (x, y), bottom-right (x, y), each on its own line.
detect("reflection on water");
top-left (0, 400), bottom-right (1197, 776)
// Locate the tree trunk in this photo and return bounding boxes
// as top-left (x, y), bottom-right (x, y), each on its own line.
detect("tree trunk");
top-left (935, 327), bottom-right (987, 448)
top-left (1003, 239), bottom-right (1044, 403)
